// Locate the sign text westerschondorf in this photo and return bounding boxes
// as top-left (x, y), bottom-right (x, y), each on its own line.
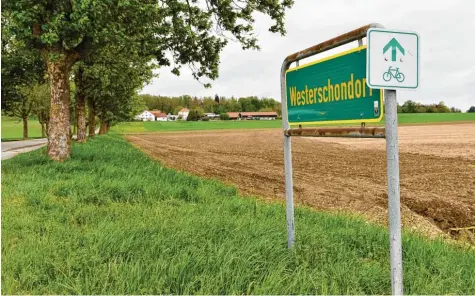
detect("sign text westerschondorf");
top-left (286, 46), bottom-right (383, 125)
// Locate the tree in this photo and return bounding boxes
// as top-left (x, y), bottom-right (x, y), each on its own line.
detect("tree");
top-left (129, 95), bottom-right (148, 120)
top-left (73, 41), bottom-right (154, 138)
top-left (74, 64), bottom-right (87, 142)
top-left (435, 101), bottom-right (450, 113)
top-left (82, 49), bottom-right (154, 135)
top-left (28, 83), bottom-right (51, 138)
top-left (174, 106), bottom-right (185, 115)
top-left (2, 17), bottom-right (45, 139)
top-left (186, 110), bottom-right (196, 121)
top-left (203, 97), bottom-right (216, 113)
top-left (3, 0), bottom-right (293, 160)
top-left (401, 100), bottom-right (417, 113)
top-left (259, 107), bottom-right (274, 112)
top-left (215, 94), bottom-right (220, 104)
top-left (10, 87), bottom-right (34, 140)
top-left (220, 113), bottom-right (230, 120)
top-left (468, 106), bottom-right (475, 113)
top-left (193, 107), bottom-right (205, 119)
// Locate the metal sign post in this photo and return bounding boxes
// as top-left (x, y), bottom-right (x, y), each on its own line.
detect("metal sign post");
top-left (384, 89), bottom-right (403, 295)
top-left (280, 23), bottom-right (416, 295)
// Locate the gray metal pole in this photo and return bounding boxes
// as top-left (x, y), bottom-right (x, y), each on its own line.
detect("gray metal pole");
top-left (384, 89), bottom-right (404, 295)
top-left (283, 131), bottom-right (295, 248)
top-left (281, 63), bottom-right (295, 249)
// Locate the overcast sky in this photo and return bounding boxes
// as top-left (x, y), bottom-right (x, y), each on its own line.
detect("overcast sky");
top-left (141, 0), bottom-right (475, 111)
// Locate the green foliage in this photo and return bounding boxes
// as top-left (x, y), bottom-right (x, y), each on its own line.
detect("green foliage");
top-left (174, 105), bottom-right (185, 115)
top-left (139, 94), bottom-right (281, 116)
top-left (129, 95), bottom-right (148, 119)
top-left (186, 110), bottom-right (199, 121)
top-left (2, 0), bottom-right (293, 83)
top-left (22, 83), bottom-right (51, 136)
top-left (220, 113), bottom-right (230, 120)
top-left (193, 106), bottom-right (205, 118)
top-left (468, 106), bottom-right (475, 113)
top-left (2, 135), bottom-right (475, 294)
top-left (400, 100), bottom-right (455, 113)
top-left (71, 37), bottom-right (157, 129)
top-left (1, 16), bottom-right (46, 114)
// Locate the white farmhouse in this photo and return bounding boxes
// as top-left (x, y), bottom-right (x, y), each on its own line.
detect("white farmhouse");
top-left (178, 108), bottom-right (190, 120)
top-left (135, 110), bottom-right (156, 121)
top-left (150, 111), bottom-right (168, 121)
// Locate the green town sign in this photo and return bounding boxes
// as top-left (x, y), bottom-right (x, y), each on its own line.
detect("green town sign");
top-left (286, 46), bottom-right (383, 125)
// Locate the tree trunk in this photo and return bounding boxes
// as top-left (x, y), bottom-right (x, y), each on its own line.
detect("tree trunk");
top-left (87, 99), bottom-right (96, 137)
top-left (75, 67), bottom-right (87, 143)
top-left (22, 116), bottom-right (28, 140)
top-left (41, 123), bottom-right (46, 138)
top-left (46, 53), bottom-right (74, 161)
top-left (76, 93), bottom-right (86, 142)
top-left (99, 119), bottom-right (108, 135)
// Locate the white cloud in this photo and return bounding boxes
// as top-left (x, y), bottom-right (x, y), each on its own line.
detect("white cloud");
top-left (141, 0), bottom-right (475, 110)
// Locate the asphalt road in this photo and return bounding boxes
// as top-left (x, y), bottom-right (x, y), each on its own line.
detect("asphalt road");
top-left (1, 138), bottom-right (48, 160)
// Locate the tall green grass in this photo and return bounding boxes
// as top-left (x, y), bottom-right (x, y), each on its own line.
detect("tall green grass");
top-left (112, 113), bottom-right (475, 133)
top-left (2, 135), bottom-right (475, 294)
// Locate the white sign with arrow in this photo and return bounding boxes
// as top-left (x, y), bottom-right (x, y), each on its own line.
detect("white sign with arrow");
top-left (366, 28), bottom-right (420, 90)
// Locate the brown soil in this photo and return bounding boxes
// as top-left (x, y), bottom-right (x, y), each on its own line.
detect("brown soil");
top-left (126, 123), bottom-right (475, 240)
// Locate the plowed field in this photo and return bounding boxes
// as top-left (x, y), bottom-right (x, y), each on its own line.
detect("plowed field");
top-left (126, 123), bottom-right (475, 240)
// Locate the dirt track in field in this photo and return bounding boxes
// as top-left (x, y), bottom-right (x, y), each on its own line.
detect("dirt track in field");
top-left (126, 123), bottom-right (475, 240)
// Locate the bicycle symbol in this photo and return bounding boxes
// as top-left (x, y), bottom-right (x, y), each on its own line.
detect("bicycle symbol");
top-left (383, 66), bottom-right (405, 82)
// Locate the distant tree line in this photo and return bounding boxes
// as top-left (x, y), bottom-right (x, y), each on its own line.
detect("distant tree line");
top-left (397, 100), bottom-right (463, 113)
top-left (138, 94), bottom-right (282, 116)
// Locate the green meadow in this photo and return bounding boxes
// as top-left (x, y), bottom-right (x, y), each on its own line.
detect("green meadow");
top-left (1, 116), bottom-right (43, 141)
top-left (2, 135), bottom-right (475, 294)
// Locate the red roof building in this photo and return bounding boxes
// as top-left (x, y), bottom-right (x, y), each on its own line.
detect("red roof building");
top-left (227, 111), bottom-right (278, 120)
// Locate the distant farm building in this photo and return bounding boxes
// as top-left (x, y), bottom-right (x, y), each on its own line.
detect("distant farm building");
top-left (135, 110), bottom-right (168, 121)
top-left (150, 111), bottom-right (168, 121)
top-left (227, 112), bottom-right (278, 120)
top-left (204, 113), bottom-right (220, 119)
top-left (178, 108), bottom-right (190, 120)
top-left (136, 110), bottom-right (156, 121)
top-left (167, 114), bottom-right (179, 121)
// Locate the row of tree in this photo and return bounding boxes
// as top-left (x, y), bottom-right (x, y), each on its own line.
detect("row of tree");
top-left (139, 94), bottom-right (282, 116)
top-left (397, 100), bottom-right (464, 113)
top-left (1, 0), bottom-right (293, 161)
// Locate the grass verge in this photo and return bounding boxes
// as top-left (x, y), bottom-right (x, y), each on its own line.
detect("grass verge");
top-left (112, 113), bottom-right (475, 133)
top-left (2, 135), bottom-right (475, 294)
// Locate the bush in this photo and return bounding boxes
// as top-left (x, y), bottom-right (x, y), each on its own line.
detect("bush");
top-left (187, 110), bottom-right (198, 121)
top-left (220, 113), bottom-right (230, 120)
top-left (201, 117), bottom-right (210, 121)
